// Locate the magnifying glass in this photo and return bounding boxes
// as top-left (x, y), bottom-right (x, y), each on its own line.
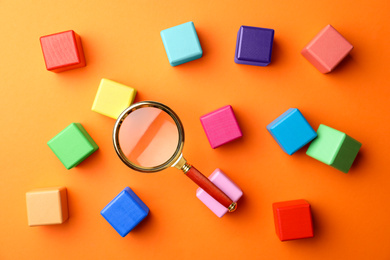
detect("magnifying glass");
top-left (113, 101), bottom-right (237, 212)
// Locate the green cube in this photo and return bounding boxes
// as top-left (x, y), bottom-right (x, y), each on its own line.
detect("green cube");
top-left (306, 124), bottom-right (361, 173)
top-left (48, 123), bottom-right (99, 169)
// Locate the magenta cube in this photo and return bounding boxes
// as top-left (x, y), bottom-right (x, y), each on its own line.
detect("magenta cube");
top-left (200, 105), bottom-right (242, 149)
top-left (196, 169), bottom-right (243, 217)
top-left (301, 24), bottom-right (353, 73)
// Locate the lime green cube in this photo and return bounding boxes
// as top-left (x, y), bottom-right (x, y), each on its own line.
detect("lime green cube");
top-left (306, 124), bottom-right (361, 173)
top-left (48, 123), bottom-right (99, 169)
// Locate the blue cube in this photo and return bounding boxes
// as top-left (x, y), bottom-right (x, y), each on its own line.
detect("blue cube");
top-left (101, 187), bottom-right (149, 237)
top-left (160, 21), bottom-right (203, 66)
top-left (267, 108), bottom-right (317, 155)
top-left (234, 25), bottom-right (274, 66)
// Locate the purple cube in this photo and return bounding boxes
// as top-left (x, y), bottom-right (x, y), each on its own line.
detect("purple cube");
top-left (234, 25), bottom-right (274, 66)
top-left (200, 105), bottom-right (242, 149)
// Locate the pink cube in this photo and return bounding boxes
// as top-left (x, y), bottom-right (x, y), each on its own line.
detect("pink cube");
top-left (200, 105), bottom-right (242, 149)
top-left (301, 25), bottom-right (353, 73)
top-left (196, 168), bottom-right (243, 217)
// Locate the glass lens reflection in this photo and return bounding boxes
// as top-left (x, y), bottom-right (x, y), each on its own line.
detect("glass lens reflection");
top-left (118, 107), bottom-right (179, 168)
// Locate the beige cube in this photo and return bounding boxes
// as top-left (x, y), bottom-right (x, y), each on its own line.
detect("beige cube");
top-left (26, 187), bottom-right (68, 226)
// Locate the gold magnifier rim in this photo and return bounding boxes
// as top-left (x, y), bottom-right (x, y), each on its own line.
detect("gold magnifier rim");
top-left (113, 101), bottom-right (185, 173)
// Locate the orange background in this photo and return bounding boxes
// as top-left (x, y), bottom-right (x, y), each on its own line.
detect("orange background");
top-left (1, 0), bottom-right (389, 259)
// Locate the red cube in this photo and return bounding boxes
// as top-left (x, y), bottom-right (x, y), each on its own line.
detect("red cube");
top-left (40, 30), bottom-right (86, 72)
top-left (272, 199), bottom-right (314, 241)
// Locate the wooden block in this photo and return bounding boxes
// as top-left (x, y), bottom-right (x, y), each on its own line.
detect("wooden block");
top-left (273, 199), bottom-right (314, 241)
top-left (200, 105), bottom-right (242, 149)
top-left (267, 108), bottom-right (317, 155)
top-left (91, 78), bottom-right (137, 119)
top-left (40, 30), bottom-right (86, 72)
top-left (306, 124), bottom-right (361, 173)
top-left (301, 25), bottom-right (353, 73)
top-left (160, 21), bottom-right (203, 66)
top-left (26, 187), bottom-right (68, 226)
top-left (101, 187), bottom-right (149, 237)
top-left (234, 25), bottom-right (274, 66)
top-left (47, 123), bottom-right (99, 169)
top-left (196, 168), bottom-right (243, 217)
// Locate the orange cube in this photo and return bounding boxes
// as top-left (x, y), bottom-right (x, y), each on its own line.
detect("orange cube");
top-left (26, 187), bottom-right (68, 226)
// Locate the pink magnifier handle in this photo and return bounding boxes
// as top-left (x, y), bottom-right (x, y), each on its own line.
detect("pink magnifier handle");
top-left (185, 165), bottom-right (237, 212)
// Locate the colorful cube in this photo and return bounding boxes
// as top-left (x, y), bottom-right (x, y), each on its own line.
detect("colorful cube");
top-left (40, 30), bottom-right (86, 72)
top-left (101, 187), bottom-right (149, 237)
top-left (196, 169), bottom-right (243, 218)
top-left (301, 24), bottom-right (353, 73)
top-left (91, 78), bottom-right (137, 119)
top-left (267, 108), bottom-right (317, 155)
top-left (47, 123), bottom-right (99, 169)
top-left (26, 187), bottom-right (68, 226)
top-left (273, 199), bottom-right (314, 241)
top-left (200, 105), bottom-right (242, 149)
top-left (234, 25), bottom-right (274, 66)
top-left (160, 21), bottom-right (203, 66)
top-left (306, 124), bottom-right (361, 173)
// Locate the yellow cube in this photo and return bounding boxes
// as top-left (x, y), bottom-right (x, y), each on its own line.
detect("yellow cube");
top-left (26, 187), bottom-right (68, 226)
top-left (92, 78), bottom-right (137, 119)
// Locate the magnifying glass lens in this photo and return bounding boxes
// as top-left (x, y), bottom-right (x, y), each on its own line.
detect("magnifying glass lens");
top-left (114, 101), bottom-right (237, 212)
top-left (118, 107), bottom-right (179, 168)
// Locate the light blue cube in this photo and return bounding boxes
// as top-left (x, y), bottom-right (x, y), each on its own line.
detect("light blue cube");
top-left (160, 21), bottom-right (203, 66)
top-left (267, 108), bottom-right (317, 155)
top-left (101, 187), bottom-right (149, 237)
